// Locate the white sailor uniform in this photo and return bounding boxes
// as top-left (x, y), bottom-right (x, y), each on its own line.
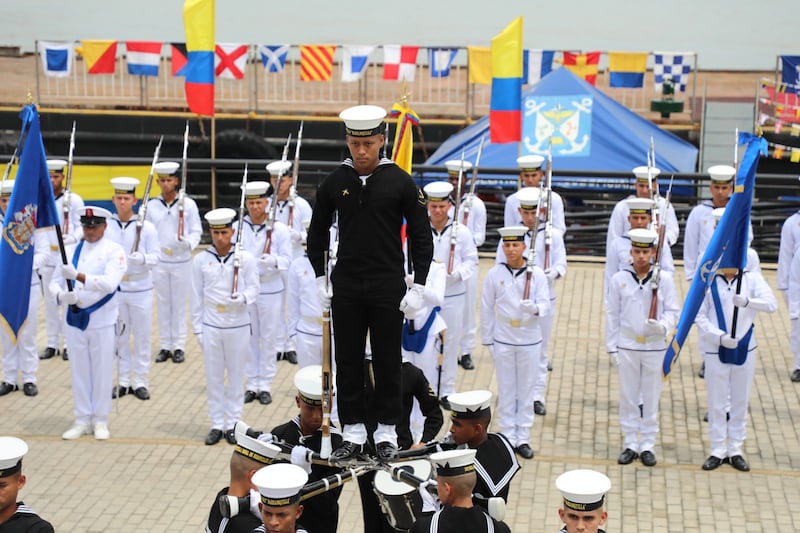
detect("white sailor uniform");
top-left (604, 232), bottom-right (674, 304)
top-left (287, 252), bottom-right (328, 369)
top-left (606, 194), bottom-right (678, 253)
top-left (777, 210), bottom-right (800, 301)
top-left (504, 189), bottom-right (566, 233)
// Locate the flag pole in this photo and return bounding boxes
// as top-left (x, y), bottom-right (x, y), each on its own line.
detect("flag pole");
top-left (210, 115), bottom-right (216, 209)
top-left (730, 128), bottom-right (744, 338)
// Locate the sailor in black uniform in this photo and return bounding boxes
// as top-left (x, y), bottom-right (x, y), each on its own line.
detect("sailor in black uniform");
top-left (0, 436), bottom-right (54, 532)
top-left (555, 469), bottom-right (612, 533)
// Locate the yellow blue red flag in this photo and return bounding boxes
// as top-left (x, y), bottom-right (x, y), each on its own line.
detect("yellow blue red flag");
top-left (490, 17), bottom-right (523, 143)
top-left (183, 0), bottom-right (215, 116)
top-left (389, 101), bottom-right (420, 174)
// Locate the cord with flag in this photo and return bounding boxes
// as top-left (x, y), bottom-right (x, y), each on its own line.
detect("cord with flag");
top-left (0, 105), bottom-right (60, 342)
top-left (183, 0), bottom-right (215, 116)
top-left (489, 16), bottom-right (523, 144)
top-left (662, 133), bottom-right (768, 379)
top-left (388, 98), bottom-right (419, 174)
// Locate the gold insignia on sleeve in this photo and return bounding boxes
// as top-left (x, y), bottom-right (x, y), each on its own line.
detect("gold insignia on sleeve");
top-left (342, 189), bottom-right (349, 196)
top-left (417, 188), bottom-right (426, 205)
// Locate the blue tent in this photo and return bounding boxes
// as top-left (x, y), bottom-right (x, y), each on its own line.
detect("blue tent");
top-left (425, 68), bottom-right (698, 192)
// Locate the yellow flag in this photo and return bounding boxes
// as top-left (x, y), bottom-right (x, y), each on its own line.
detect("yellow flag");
top-left (468, 46), bottom-right (491, 85)
top-left (389, 101), bottom-right (420, 174)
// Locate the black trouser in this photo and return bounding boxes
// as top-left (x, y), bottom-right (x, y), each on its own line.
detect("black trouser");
top-left (331, 273), bottom-right (405, 427)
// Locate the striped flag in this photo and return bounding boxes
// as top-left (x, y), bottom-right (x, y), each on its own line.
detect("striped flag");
top-left (183, 0), bottom-right (215, 116)
top-left (125, 41), bottom-right (162, 76)
top-left (563, 51), bottom-right (600, 86)
top-left (300, 45), bottom-right (336, 81)
top-left (522, 49), bottom-right (554, 84)
top-left (489, 17), bottom-right (523, 144)
top-left (608, 51), bottom-right (648, 88)
top-left (80, 40), bottom-right (118, 74)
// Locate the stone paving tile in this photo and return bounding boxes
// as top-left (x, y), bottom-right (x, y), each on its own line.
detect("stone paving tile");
top-left (1, 258), bottom-right (799, 532)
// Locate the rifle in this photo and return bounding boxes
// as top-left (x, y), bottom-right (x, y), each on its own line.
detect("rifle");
top-left (543, 139), bottom-right (554, 271)
top-left (263, 134), bottom-right (291, 254)
top-left (436, 331), bottom-right (445, 400)
top-left (231, 164), bottom-right (249, 296)
top-left (649, 175), bottom-right (673, 320)
top-left (131, 136), bottom-right (163, 253)
top-left (62, 122), bottom-right (76, 234)
top-left (522, 187), bottom-right (545, 300)
top-left (287, 121), bottom-right (303, 229)
top-left (1, 148), bottom-right (18, 197)
top-left (647, 137), bottom-right (660, 231)
top-left (177, 121), bottom-right (189, 241)
top-left (447, 149), bottom-right (465, 275)
top-left (461, 136), bottom-right (485, 225)
top-left (320, 251), bottom-right (333, 459)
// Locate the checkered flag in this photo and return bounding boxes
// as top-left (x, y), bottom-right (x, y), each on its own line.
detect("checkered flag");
top-left (653, 52), bottom-right (694, 93)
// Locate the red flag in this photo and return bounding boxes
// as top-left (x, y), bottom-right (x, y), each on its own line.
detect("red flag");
top-left (171, 43), bottom-right (188, 76)
top-left (563, 51), bottom-right (601, 86)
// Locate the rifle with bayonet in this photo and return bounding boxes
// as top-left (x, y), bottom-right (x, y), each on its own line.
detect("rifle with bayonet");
top-left (287, 122), bottom-right (303, 229)
top-left (523, 185), bottom-right (545, 300)
top-left (62, 122), bottom-right (76, 234)
top-left (177, 121), bottom-right (189, 241)
top-left (264, 134), bottom-right (291, 255)
top-left (320, 250), bottom-right (333, 459)
top-left (231, 164), bottom-right (249, 296)
top-left (461, 136), bottom-right (485, 226)
top-left (131, 136), bottom-right (163, 253)
top-left (647, 137), bottom-right (660, 232)
top-left (649, 175), bottom-right (673, 320)
top-left (543, 139), bottom-right (554, 271)
top-left (447, 149), bottom-right (465, 275)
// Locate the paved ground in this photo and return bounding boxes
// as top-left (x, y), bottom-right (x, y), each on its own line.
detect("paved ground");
top-left (2, 257), bottom-right (799, 532)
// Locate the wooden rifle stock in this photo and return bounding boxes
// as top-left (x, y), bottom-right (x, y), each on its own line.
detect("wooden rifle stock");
top-left (320, 251), bottom-right (333, 459)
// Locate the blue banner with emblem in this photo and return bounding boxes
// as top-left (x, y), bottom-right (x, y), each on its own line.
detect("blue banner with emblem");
top-left (521, 93), bottom-right (593, 157)
top-left (0, 104), bottom-right (60, 341)
top-left (662, 133), bottom-right (767, 379)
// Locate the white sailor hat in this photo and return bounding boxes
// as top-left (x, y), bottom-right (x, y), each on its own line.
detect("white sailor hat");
top-left (628, 228), bottom-right (658, 248)
top-left (266, 160), bottom-right (292, 178)
top-left (497, 225), bottom-right (527, 242)
top-left (339, 105), bottom-right (387, 137)
top-left (293, 365), bottom-right (333, 406)
top-left (555, 469), bottom-right (611, 512)
top-left (625, 197), bottom-right (654, 214)
top-left (448, 390), bottom-right (492, 419)
top-left (204, 207), bottom-right (237, 229)
top-left (0, 437), bottom-right (28, 478)
top-left (110, 176), bottom-right (139, 194)
top-left (707, 164), bottom-right (736, 184)
top-left (154, 161), bottom-right (180, 176)
top-left (517, 155), bottom-right (545, 171)
top-left (0, 180), bottom-right (14, 196)
top-left (244, 181), bottom-right (270, 199)
top-left (233, 421), bottom-right (282, 466)
top-left (252, 463), bottom-right (308, 507)
top-left (632, 166), bottom-right (661, 181)
top-left (431, 449), bottom-right (477, 477)
top-left (47, 159), bottom-right (67, 173)
top-left (516, 187), bottom-right (541, 210)
top-left (79, 206), bottom-right (112, 227)
top-left (444, 160), bottom-right (473, 175)
top-left (712, 207), bottom-right (725, 222)
top-left (423, 181), bottom-right (453, 202)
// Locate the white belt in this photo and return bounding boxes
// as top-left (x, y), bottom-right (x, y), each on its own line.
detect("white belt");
top-left (301, 315), bottom-right (324, 325)
top-left (497, 314), bottom-right (534, 328)
top-left (621, 327), bottom-right (663, 344)
top-left (122, 271), bottom-right (150, 282)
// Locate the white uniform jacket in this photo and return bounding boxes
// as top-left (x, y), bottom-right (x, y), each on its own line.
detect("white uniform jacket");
top-left (146, 195), bottom-right (202, 263)
top-left (191, 248), bottom-right (259, 332)
top-left (105, 216), bottom-right (159, 291)
top-left (430, 222), bottom-right (478, 297)
top-left (481, 262), bottom-right (550, 347)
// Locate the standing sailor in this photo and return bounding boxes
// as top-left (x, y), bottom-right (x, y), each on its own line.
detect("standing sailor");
top-left (504, 155), bottom-right (566, 232)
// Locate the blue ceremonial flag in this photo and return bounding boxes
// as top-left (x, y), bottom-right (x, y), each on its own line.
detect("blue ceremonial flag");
top-left (0, 105), bottom-right (60, 342)
top-left (662, 133), bottom-right (767, 379)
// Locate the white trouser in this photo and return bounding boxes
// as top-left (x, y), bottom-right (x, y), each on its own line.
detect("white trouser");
top-left (1, 284), bottom-right (41, 385)
top-left (460, 272), bottom-right (479, 356)
top-left (533, 300), bottom-right (556, 402)
top-left (492, 341), bottom-right (540, 447)
top-left (153, 260), bottom-right (191, 351)
top-left (65, 324), bottom-right (115, 426)
top-left (705, 351), bottom-right (756, 458)
top-left (202, 323), bottom-right (249, 430)
top-left (295, 330), bottom-right (323, 369)
top-left (40, 266), bottom-right (65, 349)
top-left (277, 271), bottom-right (293, 353)
top-left (116, 289), bottom-right (153, 389)
top-left (403, 332), bottom-right (441, 396)
top-left (439, 294), bottom-right (464, 398)
top-left (618, 347), bottom-right (664, 452)
top-left (245, 292), bottom-right (282, 392)
top-left (790, 317), bottom-right (800, 370)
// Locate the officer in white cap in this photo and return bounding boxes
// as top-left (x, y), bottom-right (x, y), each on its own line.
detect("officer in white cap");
top-left (410, 449), bottom-right (511, 533)
top-left (555, 469), bottom-right (611, 533)
top-left (0, 436), bottom-right (53, 531)
top-left (504, 155), bottom-right (566, 233)
top-left (146, 161), bottom-right (203, 364)
top-left (40, 159), bottom-right (85, 361)
top-left (239, 180), bottom-right (293, 405)
top-left (206, 420), bottom-right (282, 533)
top-left (192, 208), bottom-right (259, 446)
top-left (444, 159), bottom-right (485, 372)
top-left (607, 165), bottom-right (679, 260)
top-left (49, 206), bottom-right (127, 441)
top-left (605, 228), bottom-right (679, 467)
top-left (105, 177), bottom-right (159, 401)
top-left (306, 104), bottom-right (433, 462)
top-left (442, 390), bottom-right (520, 506)
top-left (483, 225), bottom-right (549, 459)
top-left (251, 463), bottom-right (310, 533)
top-left (0, 182), bottom-right (49, 398)
top-left (423, 181), bottom-right (478, 405)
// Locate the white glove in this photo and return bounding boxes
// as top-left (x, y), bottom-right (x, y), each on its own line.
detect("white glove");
top-left (58, 290), bottom-right (78, 305)
top-left (256, 432), bottom-right (273, 444)
top-left (127, 252), bottom-right (145, 266)
top-left (644, 319), bottom-right (667, 337)
top-left (289, 229), bottom-right (303, 243)
top-left (720, 334), bottom-right (738, 349)
top-left (399, 283), bottom-right (425, 318)
top-left (446, 271), bottom-right (461, 284)
top-left (608, 351), bottom-right (619, 367)
top-left (520, 299), bottom-right (538, 319)
top-left (404, 273), bottom-right (414, 289)
top-left (228, 292), bottom-right (247, 309)
top-left (258, 254), bottom-right (279, 272)
top-left (62, 264), bottom-right (78, 280)
top-left (418, 480), bottom-right (440, 513)
top-left (544, 268), bottom-right (559, 282)
top-left (732, 294), bottom-right (749, 308)
top-left (316, 276), bottom-right (332, 309)
top-left (62, 233), bottom-right (77, 245)
top-left (174, 239), bottom-right (192, 252)
top-left (290, 445), bottom-right (312, 474)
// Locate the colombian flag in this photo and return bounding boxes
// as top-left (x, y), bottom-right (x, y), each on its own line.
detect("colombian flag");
top-left (80, 40), bottom-right (118, 74)
top-left (608, 51), bottom-right (648, 88)
top-left (563, 51), bottom-right (601, 86)
top-left (183, 0), bottom-right (215, 116)
top-left (300, 45), bottom-right (336, 81)
top-left (489, 17), bottom-right (523, 144)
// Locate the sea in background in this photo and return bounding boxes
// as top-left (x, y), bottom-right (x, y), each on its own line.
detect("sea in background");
top-left (2, 0), bottom-right (797, 71)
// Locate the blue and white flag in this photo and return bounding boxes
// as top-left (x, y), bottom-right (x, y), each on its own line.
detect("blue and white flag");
top-left (37, 41), bottom-right (74, 78)
top-left (259, 44), bottom-right (289, 73)
top-left (0, 105), bottom-right (60, 341)
top-left (429, 48), bottom-right (458, 78)
top-left (662, 133), bottom-right (767, 379)
top-left (341, 45), bottom-right (375, 82)
top-left (780, 55), bottom-right (800, 93)
top-left (522, 49), bottom-right (554, 84)
top-left (653, 52), bottom-right (693, 93)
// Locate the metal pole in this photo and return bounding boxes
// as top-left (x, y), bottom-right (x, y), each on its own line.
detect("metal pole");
top-left (211, 116), bottom-right (216, 209)
top-left (34, 40), bottom-right (41, 105)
